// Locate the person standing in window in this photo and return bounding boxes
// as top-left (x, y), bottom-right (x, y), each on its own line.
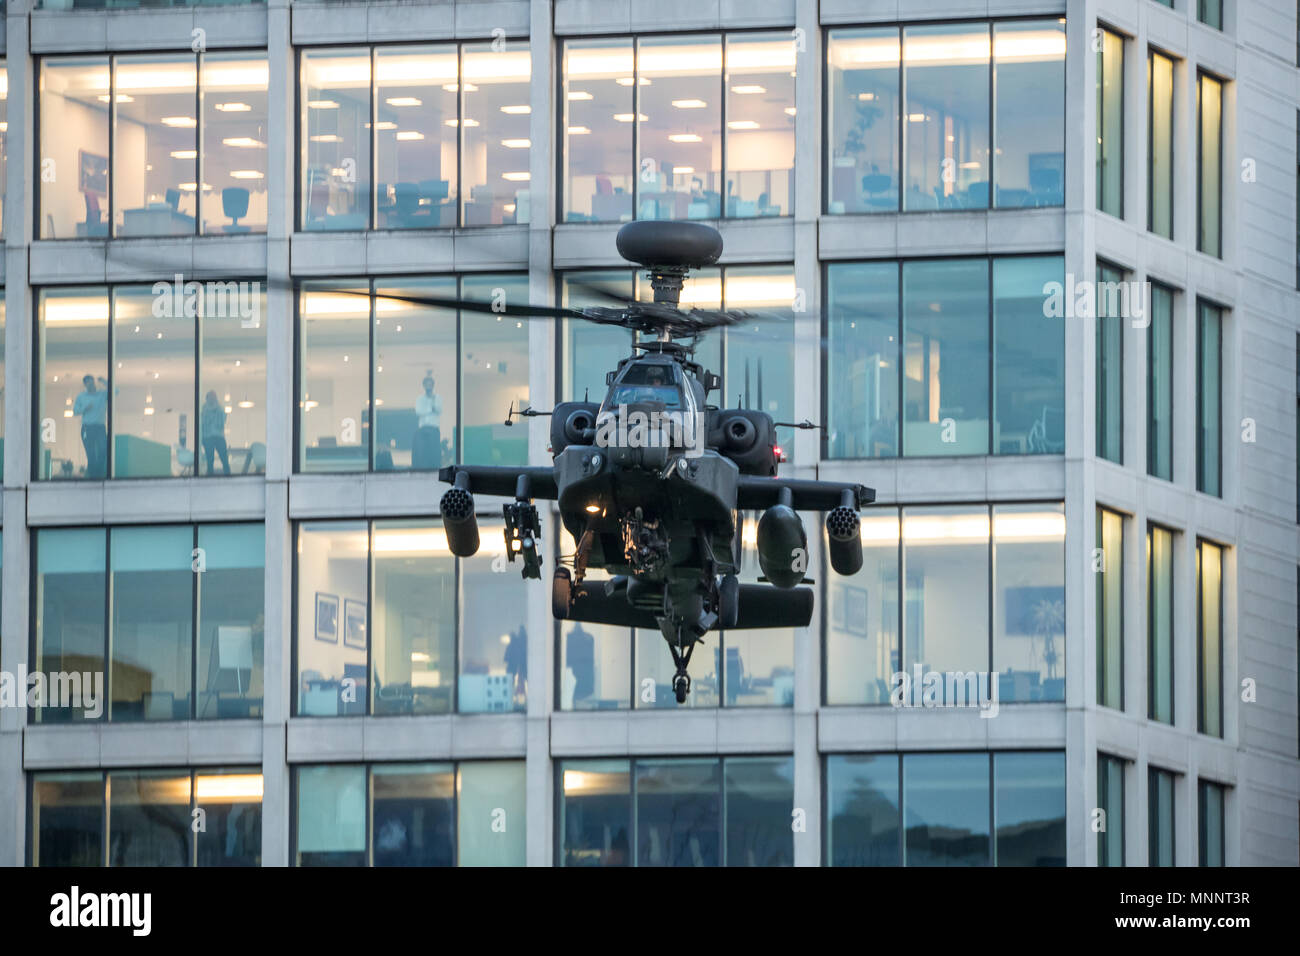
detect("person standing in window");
top-left (201, 389), bottom-right (232, 476)
top-left (73, 374), bottom-right (109, 478)
top-left (413, 373), bottom-right (443, 470)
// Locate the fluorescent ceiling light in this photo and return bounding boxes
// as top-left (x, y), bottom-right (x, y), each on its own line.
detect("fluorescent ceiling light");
top-left (730, 85), bottom-right (766, 94)
top-left (500, 104), bottom-right (531, 114)
top-left (222, 136), bottom-right (264, 148)
top-left (668, 133), bottom-right (702, 143)
top-left (567, 125), bottom-right (590, 134)
top-left (502, 171), bottom-right (530, 181)
top-left (567, 90), bottom-right (593, 100)
top-left (672, 98), bottom-right (707, 109)
top-left (216, 102), bottom-right (252, 112)
top-left (309, 133), bottom-right (342, 142)
top-left (612, 113), bottom-right (646, 122)
top-left (306, 99), bottom-right (338, 109)
top-left (501, 138), bottom-right (531, 148)
top-left (672, 166), bottom-right (694, 174)
top-left (726, 120), bottom-right (759, 130)
top-left (230, 170), bottom-right (264, 179)
top-left (783, 107), bottom-right (796, 115)
top-left (97, 93), bottom-right (134, 103)
top-left (170, 149), bottom-right (197, 159)
top-left (385, 96), bottom-right (423, 107)
top-left (161, 116), bottom-right (196, 128)
top-left (395, 130), bottom-right (425, 141)
top-left (444, 118), bottom-right (478, 127)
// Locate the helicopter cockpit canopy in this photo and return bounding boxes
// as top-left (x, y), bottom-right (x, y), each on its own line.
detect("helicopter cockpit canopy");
top-left (602, 360), bottom-right (686, 412)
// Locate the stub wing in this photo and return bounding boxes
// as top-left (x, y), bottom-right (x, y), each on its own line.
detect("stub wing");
top-left (735, 476), bottom-right (875, 512)
top-left (437, 465), bottom-right (559, 500)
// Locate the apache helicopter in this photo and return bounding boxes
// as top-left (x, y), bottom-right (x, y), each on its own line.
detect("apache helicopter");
top-left (435, 220), bottom-right (875, 703)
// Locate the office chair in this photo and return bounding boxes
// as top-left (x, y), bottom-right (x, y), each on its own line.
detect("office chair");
top-left (222, 186), bottom-right (251, 234)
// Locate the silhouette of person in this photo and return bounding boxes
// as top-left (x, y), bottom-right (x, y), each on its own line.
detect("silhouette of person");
top-left (73, 374), bottom-right (109, 478)
top-left (413, 372), bottom-right (443, 469)
top-left (200, 390), bottom-right (232, 475)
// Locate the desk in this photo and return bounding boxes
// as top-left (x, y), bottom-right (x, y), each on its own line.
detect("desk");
top-left (120, 207), bottom-right (196, 236)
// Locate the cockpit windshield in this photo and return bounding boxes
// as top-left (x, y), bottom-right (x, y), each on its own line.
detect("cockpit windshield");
top-left (605, 363), bottom-right (682, 408)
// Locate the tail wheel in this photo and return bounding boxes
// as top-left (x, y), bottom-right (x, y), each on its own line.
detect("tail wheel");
top-left (552, 567), bottom-right (572, 619)
top-left (719, 573), bottom-right (740, 629)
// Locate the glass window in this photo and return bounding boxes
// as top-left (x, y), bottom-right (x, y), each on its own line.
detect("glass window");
top-left (301, 48), bottom-right (371, 231)
top-left (1198, 0), bottom-right (1224, 31)
top-left (1148, 766), bottom-right (1176, 866)
top-left (0, 60), bottom-right (7, 237)
top-left (374, 46), bottom-right (458, 230)
top-left (39, 56), bottom-right (111, 239)
top-left (1197, 539), bottom-right (1223, 737)
top-left (1148, 524), bottom-right (1174, 724)
top-left (903, 752), bottom-right (990, 865)
top-left (460, 518), bottom-right (528, 713)
top-left (112, 286), bottom-right (194, 478)
top-left (993, 504), bottom-right (1065, 702)
top-left (636, 758), bottom-right (721, 866)
top-left (726, 511), bottom-right (796, 707)
top-left (1148, 50), bottom-right (1174, 238)
top-left (33, 528), bottom-right (107, 724)
top-left (1197, 73), bottom-right (1222, 256)
top-left (1097, 753), bottom-right (1125, 866)
top-left (826, 510), bottom-right (900, 706)
top-left (1197, 300), bottom-right (1223, 496)
top-left (1198, 779), bottom-right (1225, 865)
top-left (902, 259), bottom-right (989, 455)
top-left (1096, 261), bottom-right (1124, 463)
top-left (371, 764), bottom-right (455, 866)
top-left (107, 770), bottom-right (191, 866)
top-left (994, 752), bottom-right (1065, 866)
top-left (113, 54), bottom-right (198, 237)
top-left (825, 754), bottom-right (900, 866)
top-left (560, 570), bottom-right (631, 711)
top-left (1097, 507), bottom-right (1124, 710)
top-left (636, 34), bottom-right (722, 221)
top-left (827, 28), bottom-right (900, 214)
top-left (295, 765), bottom-right (367, 866)
top-left (295, 522), bottom-right (368, 716)
top-left (0, 296), bottom-right (4, 479)
top-left (993, 20), bottom-right (1065, 208)
top-left (110, 525), bottom-right (193, 721)
top-left (635, 625), bottom-right (719, 709)
top-left (457, 761), bottom-right (526, 866)
top-left (724, 756), bottom-right (793, 866)
top-left (724, 265), bottom-right (796, 461)
top-left (298, 281), bottom-right (370, 472)
top-left (1148, 282), bottom-right (1174, 480)
top-left (196, 524), bottom-right (265, 720)
top-left (560, 270), bottom-right (636, 401)
top-left (460, 275), bottom-right (529, 468)
top-left (993, 255), bottom-right (1065, 454)
top-left (194, 770), bottom-right (263, 867)
top-left (31, 772), bottom-right (104, 866)
top-left (201, 52), bottom-right (269, 234)
top-left (373, 278), bottom-right (457, 471)
top-left (462, 42), bottom-right (531, 225)
top-left (562, 39), bottom-right (634, 223)
top-left (559, 760), bottom-right (633, 866)
top-left (826, 262), bottom-right (899, 458)
top-left (372, 520), bottom-right (455, 715)
top-left (37, 288), bottom-right (110, 480)
top-left (1096, 29), bottom-right (1124, 218)
top-left (903, 24), bottom-right (990, 211)
top-left (724, 33), bottom-right (795, 217)
top-left (199, 286), bottom-right (267, 476)
top-left (903, 506), bottom-right (989, 682)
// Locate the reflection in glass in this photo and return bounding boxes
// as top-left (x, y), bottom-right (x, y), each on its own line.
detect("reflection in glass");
top-left (32, 772), bottom-right (104, 866)
top-left (372, 520), bottom-right (455, 715)
top-left (38, 288), bottom-right (110, 480)
top-left (1198, 779), bottom-right (1225, 866)
top-left (112, 286), bottom-right (194, 478)
top-left (460, 275), bottom-right (529, 467)
top-left (1148, 283), bottom-right (1173, 480)
top-left (460, 519), bottom-right (527, 712)
top-left (1097, 507), bottom-right (1124, 710)
top-left (1097, 30), bottom-right (1124, 218)
top-left (462, 43), bottom-right (532, 225)
top-left (373, 279), bottom-right (457, 470)
top-left (199, 289), bottom-right (267, 476)
top-left (826, 754), bottom-right (900, 866)
top-left (1197, 540), bottom-right (1223, 736)
top-left (992, 21), bottom-right (1064, 207)
top-left (902, 259), bottom-right (989, 455)
top-left (725, 757), bottom-right (793, 866)
top-left (637, 35), bottom-right (722, 221)
top-left (458, 761), bottom-right (526, 865)
top-left (40, 57), bottom-right (111, 238)
top-left (1098, 753), bottom-right (1125, 866)
top-left (375, 46), bottom-right (458, 230)
top-left (1197, 301), bottom-right (1222, 496)
top-left (826, 511), bottom-right (899, 705)
top-left (110, 525), bottom-right (193, 721)
top-left (993, 504), bottom-right (1065, 702)
top-left (993, 256), bottom-right (1064, 454)
top-left (0, 59), bottom-right (7, 237)
top-left (635, 627), bottom-right (718, 709)
top-left (902, 752), bottom-right (989, 865)
top-left (563, 39), bottom-right (634, 222)
top-left (724, 33), bottom-right (795, 217)
top-left (299, 282), bottom-right (370, 472)
top-left (194, 770), bottom-right (263, 866)
top-left (1149, 767), bottom-right (1175, 866)
top-left (296, 522), bottom-right (368, 716)
top-left (108, 770), bottom-right (191, 866)
top-left (1096, 261), bottom-right (1124, 463)
top-left (295, 765), bottom-right (366, 866)
top-left (34, 528), bottom-right (107, 724)
top-left (560, 569), bottom-right (631, 711)
top-left (302, 49), bottom-right (371, 230)
top-left (560, 760), bottom-right (632, 866)
top-left (826, 262), bottom-right (899, 457)
top-left (1148, 51), bottom-right (1174, 238)
top-left (902, 506), bottom-right (989, 681)
top-left (113, 54), bottom-right (197, 237)
top-left (724, 511), bottom-right (795, 707)
top-left (561, 270), bottom-right (635, 402)
top-left (724, 266), bottom-right (796, 463)
top-left (371, 764), bottom-right (454, 866)
top-left (201, 52), bottom-right (269, 234)
top-left (903, 24), bottom-right (990, 210)
top-left (827, 28), bottom-right (900, 214)
top-left (1198, 73), bottom-right (1222, 256)
top-left (636, 759), bottom-right (720, 866)
top-left (994, 752), bottom-right (1065, 865)
top-left (1148, 525), bottom-right (1174, 724)
top-left (196, 524), bottom-right (265, 720)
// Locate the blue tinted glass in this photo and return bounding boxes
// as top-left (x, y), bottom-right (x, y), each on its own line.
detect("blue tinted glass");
top-left (636, 759), bottom-right (720, 866)
top-left (827, 754), bottom-right (900, 866)
top-left (993, 255), bottom-right (1064, 455)
top-left (993, 21), bottom-right (1065, 208)
top-left (994, 752), bottom-right (1065, 865)
top-left (724, 757), bottom-right (794, 866)
top-left (903, 752), bottom-right (990, 865)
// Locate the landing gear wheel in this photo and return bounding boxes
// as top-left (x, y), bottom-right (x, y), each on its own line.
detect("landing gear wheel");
top-left (673, 674), bottom-right (690, 704)
top-left (719, 573), bottom-right (740, 629)
top-left (552, 567), bottom-right (572, 619)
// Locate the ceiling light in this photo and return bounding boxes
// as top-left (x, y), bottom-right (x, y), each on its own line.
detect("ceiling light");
top-left (230, 170), bottom-right (264, 179)
top-left (672, 98), bottom-right (707, 109)
top-left (386, 96), bottom-right (423, 107)
top-left (668, 133), bottom-right (701, 143)
top-left (502, 171), bottom-right (530, 181)
top-left (222, 136), bottom-right (264, 148)
top-left (501, 138), bottom-right (531, 148)
top-left (442, 82), bottom-right (477, 92)
top-left (727, 120), bottom-right (759, 130)
top-left (613, 113), bottom-right (647, 122)
top-left (672, 166), bottom-right (694, 174)
top-left (615, 77), bottom-right (650, 86)
top-left (216, 102), bottom-right (252, 112)
top-left (170, 149), bottom-right (197, 159)
top-left (444, 118), bottom-right (479, 127)
top-left (97, 94), bottom-right (134, 103)
top-left (238, 399), bottom-right (255, 408)
top-left (500, 104), bottom-right (531, 114)
top-left (162, 116), bottom-right (196, 128)
top-left (307, 99), bottom-right (338, 109)
top-left (309, 133), bottom-right (342, 142)
top-left (395, 130), bottom-right (425, 141)
top-left (567, 90), bottom-right (593, 100)
top-left (567, 125), bottom-right (590, 134)
top-left (784, 107), bottom-right (796, 116)
top-left (857, 93), bottom-right (876, 102)
top-left (906, 113), bottom-right (927, 122)
top-left (731, 85), bottom-right (766, 94)
top-left (369, 121), bottom-right (397, 130)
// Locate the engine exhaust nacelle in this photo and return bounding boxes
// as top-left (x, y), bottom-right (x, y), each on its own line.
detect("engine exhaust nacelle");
top-left (757, 494), bottom-right (808, 589)
top-left (439, 475), bottom-right (480, 557)
top-left (825, 503), bottom-right (863, 576)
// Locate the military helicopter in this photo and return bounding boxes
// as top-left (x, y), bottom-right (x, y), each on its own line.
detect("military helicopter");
top-left (436, 220), bottom-right (874, 703)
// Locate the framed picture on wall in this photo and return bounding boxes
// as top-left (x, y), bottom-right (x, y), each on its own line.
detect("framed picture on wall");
top-left (343, 599), bottom-right (367, 650)
top-left (315, 593), bottom-right (339, 643)
top-left (78, 149), bottom-right (108, 195)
